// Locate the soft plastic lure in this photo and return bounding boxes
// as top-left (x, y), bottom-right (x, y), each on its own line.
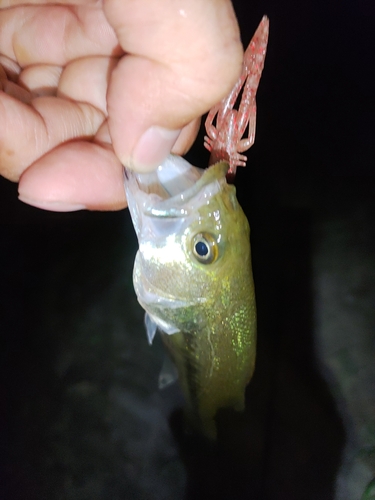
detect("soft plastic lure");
top-left (124, 17), bottom-right (268, 439)
top-left (204, 16), bottom-right (269, 179)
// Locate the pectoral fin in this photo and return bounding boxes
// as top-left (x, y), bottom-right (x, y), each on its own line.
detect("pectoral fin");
top-left (144, 312), bottom-right (180, 345)
top-left (143, 314), bottom-right (179, 388)
top-left (144, 313), bottom-right (158, 344)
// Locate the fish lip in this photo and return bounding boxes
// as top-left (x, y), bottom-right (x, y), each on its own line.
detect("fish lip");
top-left (125, 156), bottom-right (229, 220)
top-left (145, 161), bottom-right (229, 218)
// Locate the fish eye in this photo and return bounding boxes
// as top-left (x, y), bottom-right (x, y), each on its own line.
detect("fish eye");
top-left (191, 233), bottom-right (218, 264)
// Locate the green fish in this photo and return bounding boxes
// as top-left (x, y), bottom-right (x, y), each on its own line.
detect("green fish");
top-left (124, 155), bottom-right (256, 439)
top-left (125, 16), bottom-right (268, 439)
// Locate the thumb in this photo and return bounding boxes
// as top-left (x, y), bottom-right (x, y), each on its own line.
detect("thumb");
top-left (104, 0), bottom-right (243, 172)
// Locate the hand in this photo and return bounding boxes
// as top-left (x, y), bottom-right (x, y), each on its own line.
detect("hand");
top-left (0, 0), bottom-right (243, 211)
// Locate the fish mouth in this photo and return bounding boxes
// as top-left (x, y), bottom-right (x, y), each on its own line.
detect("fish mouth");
top-left (124, 155), bottom-right (229, 225)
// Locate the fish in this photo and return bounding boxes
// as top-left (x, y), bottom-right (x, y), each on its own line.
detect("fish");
top-left (124, 16), bottom-right (269, 439)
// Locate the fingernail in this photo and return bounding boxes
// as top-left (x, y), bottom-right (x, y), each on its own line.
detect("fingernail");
top-left (18, 195), bottom-right (86, 212)
top-left (127, 126), bottom-right (181, 172)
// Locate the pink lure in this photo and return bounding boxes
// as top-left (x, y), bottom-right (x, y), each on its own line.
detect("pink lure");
top-left (204, 16), bottom-right (269, 179)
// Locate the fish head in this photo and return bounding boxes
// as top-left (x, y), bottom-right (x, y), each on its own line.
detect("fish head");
top-left (125, 155), bottom-right (251, 334)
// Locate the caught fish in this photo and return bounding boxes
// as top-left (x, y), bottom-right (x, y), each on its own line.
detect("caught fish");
top-left (124, 16), bottom-right (269, 439)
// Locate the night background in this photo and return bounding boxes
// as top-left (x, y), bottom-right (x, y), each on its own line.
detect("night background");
top-left (1, 0), bottom-right (374, 498)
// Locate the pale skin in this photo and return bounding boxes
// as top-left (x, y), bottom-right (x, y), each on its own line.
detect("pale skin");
top-left (0, 0), bottom-right (243, 211)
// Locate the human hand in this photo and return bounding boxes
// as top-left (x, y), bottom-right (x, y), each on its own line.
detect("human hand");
top-left (0, 0), bottom-right (243, 211)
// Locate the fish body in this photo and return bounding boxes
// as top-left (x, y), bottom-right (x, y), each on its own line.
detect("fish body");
top-left (125, 156), bottom-right (256, 438)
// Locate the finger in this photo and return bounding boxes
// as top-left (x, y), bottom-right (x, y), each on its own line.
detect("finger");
top-left (0, 92), bottom-right (104, 181)
top-left (0, 4), bottom-right (120, 67)
top-left (18, 141), bottom-right (126, 211)
top-left (0, 55), bottom-right (21, 80)
top-left (16, 114), bottom-right (125, 212)
top-left (58, 56), bottom-right (118, 114)
top-left (18, 56), bottom-right (117, 106)
top-left (19, 64), bottom-right (62, 96)
top-left (17, 118), bottom-right (200, 212)
top-left (95, 116), bottom-right (201, 163)
top-left (104, 0), bottom-right (243, 171)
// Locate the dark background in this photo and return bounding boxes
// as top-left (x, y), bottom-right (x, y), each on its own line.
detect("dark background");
top-left (1, 0), bottom-right (375, 498)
